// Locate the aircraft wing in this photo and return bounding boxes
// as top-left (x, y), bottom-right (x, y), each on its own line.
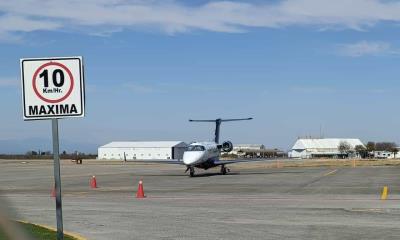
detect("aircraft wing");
top-left (213, 158), bottom-right (273, 166)
top-left (129, 159), bottom-right (185, 165)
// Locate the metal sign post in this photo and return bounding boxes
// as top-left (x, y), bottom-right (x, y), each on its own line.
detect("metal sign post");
top-left (52, 119), bottom-right (63, 240)
top-left (20, 57), bottom-right (85, 240)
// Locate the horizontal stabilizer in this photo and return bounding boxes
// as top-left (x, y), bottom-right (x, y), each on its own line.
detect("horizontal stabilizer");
top-left (189, 118), bottom-right (253, 122)
top-left (189, 117), bottom-right (253, 143)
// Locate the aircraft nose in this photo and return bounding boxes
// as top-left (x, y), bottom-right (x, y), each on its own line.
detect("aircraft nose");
top-left (183, 152), bottom-right (203, 165)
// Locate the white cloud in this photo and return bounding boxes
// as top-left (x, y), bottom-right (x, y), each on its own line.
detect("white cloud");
top-left (0, 14), bottom-right (61, 41)
top-left (0, 15), bottom-right (60, 32)
top-left (1, 0), bottom-right (400, 39)
top-left (337, 41), bottom-right (399, 57)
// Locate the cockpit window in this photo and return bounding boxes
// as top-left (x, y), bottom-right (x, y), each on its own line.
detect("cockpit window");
top-left (187, 146), bottom-right (205, 151)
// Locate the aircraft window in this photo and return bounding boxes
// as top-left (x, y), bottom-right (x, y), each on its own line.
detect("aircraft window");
top-left (187, 146), bottom-right (205, 151)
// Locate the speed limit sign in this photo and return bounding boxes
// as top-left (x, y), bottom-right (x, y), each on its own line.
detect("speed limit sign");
top-left (21, 57), bottom-right (85, 120)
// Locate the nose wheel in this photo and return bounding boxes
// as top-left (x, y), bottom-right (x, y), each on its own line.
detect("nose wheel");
top-left (189, 167), bottom-right (195, 177)
top-left (221, 165), bottom-right (228, 175)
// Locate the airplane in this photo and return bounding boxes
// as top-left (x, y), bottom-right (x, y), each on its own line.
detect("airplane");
top-left (183, 118), bottom-right (254, 177)
top-left (141, 118), bottom-right (271, 177)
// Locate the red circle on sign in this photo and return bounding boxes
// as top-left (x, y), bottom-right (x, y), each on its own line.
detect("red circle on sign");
top-left (32, 62), bottom-right (74, 104)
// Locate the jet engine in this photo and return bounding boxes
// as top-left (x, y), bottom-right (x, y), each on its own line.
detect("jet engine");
top-left (221, 141), bottom-right (233, 152)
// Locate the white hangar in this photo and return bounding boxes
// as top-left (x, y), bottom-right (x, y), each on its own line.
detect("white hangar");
top-left (98, 141), bottom-right (188, 160)
top-left (289, 138), bottom-right (364, 159)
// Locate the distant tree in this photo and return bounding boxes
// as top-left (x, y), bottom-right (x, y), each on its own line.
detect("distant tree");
top-left (338, 141), bottom-right (352, 158)
top-left (366, 142), bottom-right (375, 152)
top-left (365, 142), bottom-right (375, 158)
top-left (389, 143), bottom-right (399, 159)
top-left (375, 142), bottom-right (384, 151)
top-left (26, 151), bottom-right (38, 156)
top-left (375, 142), bottom-right (397, 152)
top-left (390, 148), bottom-right (399, 159)
top-left (355, 145), bottom-right (367, 158)
top-left (62, 150), bottom-right (67, 155)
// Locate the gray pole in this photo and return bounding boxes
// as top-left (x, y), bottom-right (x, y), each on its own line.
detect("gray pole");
top-left (52, 119), bottom-right (64, 240)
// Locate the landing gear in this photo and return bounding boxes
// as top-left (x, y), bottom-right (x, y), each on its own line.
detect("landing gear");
top-left (221, 165), bottom-right (228, 175)
top-left (185, 166), bottom-right (195, 177)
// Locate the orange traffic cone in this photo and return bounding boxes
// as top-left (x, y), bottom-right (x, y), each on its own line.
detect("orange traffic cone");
top-left (90, 176), bottom-right (98, 188)
top-left (136, 180), bottom-right (145, 198)
top-left (51, 184), bottom-right (56, 198)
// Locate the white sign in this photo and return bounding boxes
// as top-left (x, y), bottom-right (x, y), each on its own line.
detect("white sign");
top-left (21, 57), bottom-right (85, 120)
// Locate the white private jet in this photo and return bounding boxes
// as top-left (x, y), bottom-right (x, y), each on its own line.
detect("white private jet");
top-left (183, 118), bottom-right (272, 177)
top-left (183, 140), bottom-right (242, 177)
top-left (145, 118), bottom-right (271, 177)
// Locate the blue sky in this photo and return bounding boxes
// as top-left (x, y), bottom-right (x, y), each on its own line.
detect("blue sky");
top-left (0, 0), bottom-right (400, 153)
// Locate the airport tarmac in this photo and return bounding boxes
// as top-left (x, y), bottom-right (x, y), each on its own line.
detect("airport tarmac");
top-left (1, 160), bottom-right (400, 240)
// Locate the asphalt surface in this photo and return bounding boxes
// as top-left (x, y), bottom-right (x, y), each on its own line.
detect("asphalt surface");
top-left (1, 160), bottom-right (400, 240)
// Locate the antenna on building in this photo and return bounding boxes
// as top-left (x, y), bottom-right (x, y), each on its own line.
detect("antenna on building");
top-left (320, 124), bottom-right (322, 139)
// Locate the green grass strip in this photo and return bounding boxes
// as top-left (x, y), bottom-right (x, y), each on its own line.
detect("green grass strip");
top-left (0, 222), bottom-right (78, 240)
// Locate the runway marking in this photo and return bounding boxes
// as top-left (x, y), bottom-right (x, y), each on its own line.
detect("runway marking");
top-left (293, 168), bottom-right (339, 189)
top-left (349, 208), bottom-right (386, 213)
top-left (323, 169), bottom-right (338, 177)
top-left (146, 195), bottom-right (398, 202)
